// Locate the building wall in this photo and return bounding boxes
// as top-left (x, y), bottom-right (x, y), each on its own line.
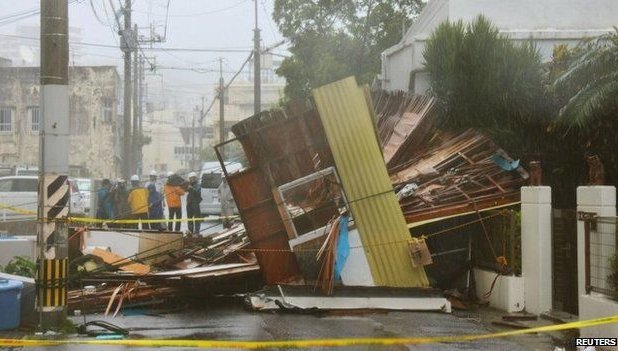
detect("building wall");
top-left (141, 109), bottom-right (191, 174)
top-left (381, 0), bottom-right (617, 92)
top-left (204, 81), bottom-right (284, 146)
top-left (0, 66), bottom-right (121, 178)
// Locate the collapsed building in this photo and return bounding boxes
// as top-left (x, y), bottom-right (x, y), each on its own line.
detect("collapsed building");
top-left (215, 77), bottom-right (528, 304)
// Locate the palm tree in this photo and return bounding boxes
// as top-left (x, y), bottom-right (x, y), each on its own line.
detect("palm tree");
top-left (553, 29), bottom-right (618, 128)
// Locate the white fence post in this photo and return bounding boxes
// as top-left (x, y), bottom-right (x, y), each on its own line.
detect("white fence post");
top-left (521, 186), bottom-right (552, 315)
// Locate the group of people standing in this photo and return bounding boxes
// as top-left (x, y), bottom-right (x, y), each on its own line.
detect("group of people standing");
top-left (96, 171), bottom-right (202, 233)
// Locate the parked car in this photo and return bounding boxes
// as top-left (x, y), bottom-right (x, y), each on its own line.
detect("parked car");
top-left (199, 162), bottom-right (242, 216)
top-left (0, 176), bottom-right (83, 220)
top-left (72, 178), bottom-right (92, 215)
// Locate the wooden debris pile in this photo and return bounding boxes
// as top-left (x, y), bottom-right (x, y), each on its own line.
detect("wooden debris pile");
top-left (68, 282), bottom-right (177, 314)
top-left (68, 224), bottom-right (260, 315)
top-left (374, 90), bottom-right (528, 223)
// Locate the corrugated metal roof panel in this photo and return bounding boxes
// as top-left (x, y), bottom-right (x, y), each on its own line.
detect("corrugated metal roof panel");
top-left (312, 77), bottom-right (428, 287)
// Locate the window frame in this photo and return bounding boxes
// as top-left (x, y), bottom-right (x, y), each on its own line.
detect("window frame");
top-left (0, 107), bottom-right (14, 133)
top-left (29, 106), bottom-right (40, 133)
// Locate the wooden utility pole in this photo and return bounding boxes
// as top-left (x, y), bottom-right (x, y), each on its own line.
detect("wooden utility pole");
top-left (38, 0), bottom-right (70, 329)
top-left (138, 55), bottom-right (145, 175)
top-left (191, 108), bottom-right (197, 171)
top-left (219, 58), bottom-right (225, 159)
top-left (121, 0), bottom-right (132, 179)
top-left (132, 24), bottom-right (139, 175)
top-left (253, 0), bottom-right (261, 115)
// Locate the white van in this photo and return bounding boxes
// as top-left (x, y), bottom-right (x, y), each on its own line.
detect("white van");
top-left (199, 161), bottom-right (242, 216)
top-left (0, 176), bottom-right (83, 220)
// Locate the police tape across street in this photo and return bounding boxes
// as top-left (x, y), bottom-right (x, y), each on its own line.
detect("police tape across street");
top-left (0, 314), bottom-right (617, 349)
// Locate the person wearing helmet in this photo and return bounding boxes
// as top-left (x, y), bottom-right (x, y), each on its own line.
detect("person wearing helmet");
top-left (147, 183), bottom-right (165, 231)
top-left (110, 178), bottom-right (129, 228)
top-left (164, 172), bottom-right (185, 232)
top-left (146, 170), bottom-right (163, 193)
top-left (128, 174), bottom-right (150, 229)
top-left (184, 171), bottom-right (202, 234)
top-left (96, 179), bottom-right (114, 221)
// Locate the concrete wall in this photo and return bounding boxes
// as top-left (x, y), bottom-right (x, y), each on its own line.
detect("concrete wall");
top-left (381, 0), bottom-right (617, 92)
top-left (142, 110), bottom-right (187, 173)
top-left (448, 0), bottom-right (617, 32)
top-left (0, 66), bottom-right (121, 178)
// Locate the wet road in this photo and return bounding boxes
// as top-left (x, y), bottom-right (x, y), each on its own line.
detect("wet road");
top-left (2, 299), bottom-right (556, 351)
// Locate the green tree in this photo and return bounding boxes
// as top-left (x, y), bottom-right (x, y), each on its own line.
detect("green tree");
top-left (553, 29), bottom-right (618, 129)
top-left (274, 0), bottom-right (424, 101)
top-left (423, 16), bottom-right (546, 132)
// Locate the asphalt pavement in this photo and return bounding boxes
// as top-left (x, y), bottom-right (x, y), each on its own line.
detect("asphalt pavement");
top-left (1, 298), bottom-right (561, 351)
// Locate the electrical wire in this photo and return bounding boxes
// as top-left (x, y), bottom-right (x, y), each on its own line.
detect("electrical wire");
top-left (133, 0), bottom-right (250, 18)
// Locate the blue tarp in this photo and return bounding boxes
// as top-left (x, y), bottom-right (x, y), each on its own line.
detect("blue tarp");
top-left (491, 154), bottom-right (520, 171)
top-left (335, 215), bottom-right (350, 281)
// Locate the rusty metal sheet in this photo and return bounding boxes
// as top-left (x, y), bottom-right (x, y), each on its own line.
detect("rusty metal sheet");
top-left (312, 77), bottom-right (429, 288)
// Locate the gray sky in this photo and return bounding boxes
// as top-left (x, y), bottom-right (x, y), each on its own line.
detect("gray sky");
top-left (0, 0), bottom-right (285, 109)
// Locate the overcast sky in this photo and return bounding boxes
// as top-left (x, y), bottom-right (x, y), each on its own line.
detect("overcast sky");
top-left (0, 0), bottom-right (285, 110)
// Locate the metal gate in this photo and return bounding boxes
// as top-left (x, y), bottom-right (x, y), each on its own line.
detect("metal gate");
top-left (552, 209), bottom-right (579, 314)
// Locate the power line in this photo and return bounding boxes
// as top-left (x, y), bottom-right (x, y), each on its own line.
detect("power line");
top-left (133, 0), bottom-right (250, 18)
top-left (0, 32), bottom-right (253, 53)
top-left (199, 51), bottom-right (254, 124)
top-left (0, 0), bottom-right (80, 27)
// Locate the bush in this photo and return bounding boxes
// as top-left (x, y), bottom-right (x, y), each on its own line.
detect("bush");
top-left (0, 256), bottom-right (36, 278)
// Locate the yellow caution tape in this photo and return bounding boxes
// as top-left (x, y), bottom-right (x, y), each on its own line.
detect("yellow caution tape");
top-left (1, 314), bottom-right (617, 348)
top-left (67, 215), bottom-right (239, 224)
top-left (0, 203), bottom-right (37, 215)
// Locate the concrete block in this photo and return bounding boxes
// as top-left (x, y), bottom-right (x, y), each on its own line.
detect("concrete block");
top-left (474, 269), bottom-right (524, 313)
top-left (521, 186), bottom-right (552, 204)
top-left (577, 186), bottom-right (616, 207)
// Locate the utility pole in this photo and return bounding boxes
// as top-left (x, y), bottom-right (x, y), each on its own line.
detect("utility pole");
top-left (253, 0), bottom-right (261, 115)
top-left (219, 58), bottom-right (225, 159)
top-left (132, 24), bottom-right (139, 176)
top-left (38, 0), bottom-right (70, 330)
top-left (138, 55), bottom-right (144, 175)
top-left (191, 108), bottom-right (196, 171)
top-left (199, 96), bottom-right (204, 165)
top-left (121, 0), bottom-right (132, 179)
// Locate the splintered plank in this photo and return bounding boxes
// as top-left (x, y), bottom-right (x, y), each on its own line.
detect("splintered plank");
top-left (91, 248), bottom-right (151, 275)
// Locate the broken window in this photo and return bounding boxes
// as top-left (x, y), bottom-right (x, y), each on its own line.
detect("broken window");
top-left (276, 167), bottom-right (348, 240)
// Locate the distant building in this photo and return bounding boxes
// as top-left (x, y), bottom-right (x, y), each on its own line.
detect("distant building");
top-left (0, 25), bottom-right (84, 67)
top-left (204, 54), bottom-right (285, 145)
top-left (380, 0), bottom-right (618, 93)
top-left (141, 109), bottom-right (195, 174)
top-left (0, 66), bottom-right (122, 178)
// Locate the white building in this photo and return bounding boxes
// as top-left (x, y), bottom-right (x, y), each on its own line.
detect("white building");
top-left (380, 0), bottom-right (618, 93)
top-left (141, 109), bottom-right (195, 174)
top-left (0, 25), bottom-right (84, 67)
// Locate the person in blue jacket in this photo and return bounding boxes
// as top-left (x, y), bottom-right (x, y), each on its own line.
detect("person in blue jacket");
top-left (147, 183), bottom-right (165, 231)
top-left (96, 178), bottom-right (114, 221)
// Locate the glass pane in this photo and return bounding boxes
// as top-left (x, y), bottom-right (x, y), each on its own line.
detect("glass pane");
top-left (0, 179), bottom-right (12, 192)
top-left (201, 173), bottom-right (222, 188)
top-left (12, 178), bottom-right (37, 192)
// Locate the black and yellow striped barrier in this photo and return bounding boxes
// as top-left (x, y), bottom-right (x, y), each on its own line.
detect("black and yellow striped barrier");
top-left (0, 314), bottom-right (617, 348)
top-left (37, 258), bottom-right (68, 308)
